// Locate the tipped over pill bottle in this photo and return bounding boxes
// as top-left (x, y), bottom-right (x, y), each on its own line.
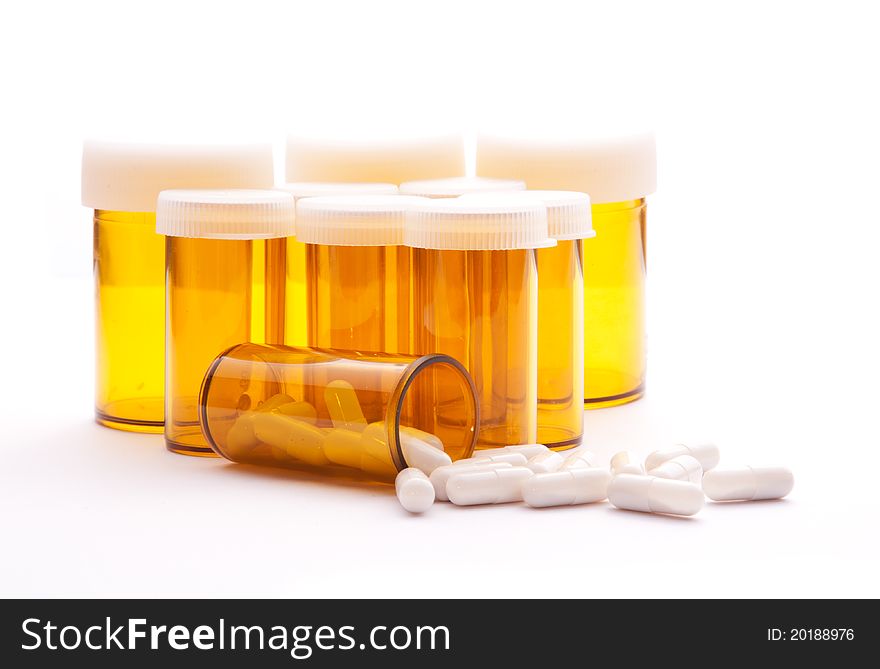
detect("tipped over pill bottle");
top-left (157, 190), bottom-right (295, 456)
top-left (462, 191), bottom-right (594, 449)
top-left (296, 195), bottom-right (426, 355)
top-left (82, 142), bottom-right (273, 432)
top-left (399, 176), bottom-right (525, 198)
top-left (406, 198), bottom-right (554, 448)
top-left (476, 133), bottom-right (656, 408)
top-left (276, 183), bottom-right (399, 348)
top-left (200, 344), bottom-right (479, 480)
top-left (286, 135), bottom-right (465, 184)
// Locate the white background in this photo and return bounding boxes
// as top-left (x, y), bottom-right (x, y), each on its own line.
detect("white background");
top-left (1, 0), bottom-right (878, 598)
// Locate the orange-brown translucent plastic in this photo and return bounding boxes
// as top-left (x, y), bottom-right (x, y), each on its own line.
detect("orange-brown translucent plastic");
top-left (200, 344), bottom-right (478, 481)
top-left (94, 210), bottom-right (165, 432)
top-left (536, 239), bottom-right (584, 449)
top-left (584, 199), bottom-right (647, 408)
top-left (284, 237), bottom-right (308, 347)
top-left (413, 248), bottom-right (538, 448)
top-left (165, 237), bottom-right (284, 456)
top-left (307, 245), bottom-right (412, 355)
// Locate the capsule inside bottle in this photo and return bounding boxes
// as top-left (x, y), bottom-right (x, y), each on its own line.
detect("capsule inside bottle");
top-left (200, 344), bottom-right (479, 481)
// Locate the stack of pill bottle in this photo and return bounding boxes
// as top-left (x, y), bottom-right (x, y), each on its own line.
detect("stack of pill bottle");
top-left (399, 176), bottom-right (525, 198)
top-left (462, 191), bottom-right (595, 449)
top-left (199, 344), bottom-right (479, 480)
top-left (82, 142), bottom-right (273, 432)
top-left (296, 195), bottom-right (427, 355)
top-left (157, 190), bottom-right (295, 456)
top-left (285, 135), bottom-right (465, 184)
top-left (476, 133), bottom-right (656, 407)
top-left (405, 197), bottom-right (555, 449)
top-left (275, 183), bottom-right (399, 348)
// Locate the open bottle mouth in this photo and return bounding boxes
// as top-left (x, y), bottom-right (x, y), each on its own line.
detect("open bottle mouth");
top-left (387, 354), bottom-right (479, 471)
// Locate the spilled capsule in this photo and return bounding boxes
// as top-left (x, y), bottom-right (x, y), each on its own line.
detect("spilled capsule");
top-left (395, 468), bottom-right (435, 513)
top-left (702, 466), bottom-right (794, 501)
top-left (562, 450), bottom-right (598, 470)
top-left (610, 451), bottom-right (644, 476)
top-left (522, 468), bottom-right (611, 508)
top-left (429, 462), bottom-right (513, 501)
top-left (645, 442), bottom-right (720, 472)
top-left (526, 449), bottom-right (565, 474)
top-left (456, 452), bottom-right (528, 467)
top-left (472, 444), bottom-right (549, 459)
top-left (608, 474), bottom-right (704, 516)
top-left (648, 454), bottom-right (702, 484)
top-left (446, 467), bottom-right (534, 506)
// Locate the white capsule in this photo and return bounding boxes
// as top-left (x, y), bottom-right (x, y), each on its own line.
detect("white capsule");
top-left (395, 468), bottom-right (435, 513)
top-left (610, 451), bottom-right (645, 476)
top-left (648, 454), bottom-right (703, 484)
top-left (472, 444), bottom-right (549, 459)
top-left (252, 413), bottom-right (330, 466)
top-left (645, 442), bottom-right (720, 472)
top-left (522, 468), bottom-right (611, 508)
top-left (702, 466), bottom-right (794, 501)
top-left (455, 452), bottom-right (529, 467)
top-left (526, 449), bottom-right (565, 474)
top-left (322, 428), bottom-right (364, 469)
top-left (562, 450), bottom-right (598, 470)
top-left (400, 433), bottom-right (452, 475)
top-left (401, 426), bottom-right (444, 451)
top-left (429, 462), bottom-right (513, 501)
top-left (446, 466), bottom-right (534, 506)
top-left (608, 474), bottom-right (704, 516)
top-left (324, 380), bottom-right (367, 432)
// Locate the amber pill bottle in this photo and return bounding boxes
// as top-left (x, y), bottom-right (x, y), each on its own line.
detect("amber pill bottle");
top-left (275, 182), bottom-right (398, 348)
top-left (81, 142), bottom-right (273, 432)
top-left (406, 197), bottom-right (555, 449)
top-left (156, 189), bottom-right (295, 456)
top-left (477, 133), bottom-right (656, 408)
top-left (462, 191), bottom-right (595, 449)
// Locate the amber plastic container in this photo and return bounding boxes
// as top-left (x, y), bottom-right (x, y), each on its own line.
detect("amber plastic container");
top-left (406, 197), bottom-right (554, 449)
top-left (199, 344), bottom-right (479, 481)
top-left (476, 133), bottom-right (656, 408)
top-left (157, 189), bottom-right (295, 456)
top-left (296, 195), bottom-right (426, 355)
top-left (462, 191), bottom-right (595, 450)
top-left (276, 182), bottom-right (399, 348)
top-left (82, 141), bottom-right (273, 432)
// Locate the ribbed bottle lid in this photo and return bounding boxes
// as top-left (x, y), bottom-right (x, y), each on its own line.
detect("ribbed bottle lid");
top-left (278, 182), bottom-right (399, 200)
top-left (296, 195), bottom-right (428, 246)
top-left (476, 132), bottom-right (656, 204)
top-left (286, 135), bottom-right (465, 184)
top-left (81, 141), bottom-right (274, 212)
top-left (399, 176), bottom-right (526, 198)
top-left (404, 197), bottom-right (555, 251)
top-left (156, 190), bottom-right (295, 239)
top-left (460, 190), bottom-right (594, 241)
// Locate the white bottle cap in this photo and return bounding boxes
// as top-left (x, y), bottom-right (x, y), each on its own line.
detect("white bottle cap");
top-left (399, 176), bottom-right (526, 198)
top-left (286, 135), bottom-right (465, 184)
top-left (278, 182), bottom-right (399, 200)
top-left (295, 195), bottom-right (428, 246)
top-left (81, 141), bottom-right (273, 212)
top-left (404, 197), bottom-right (555, 251)
top-left (476, 132), bottom-right (656, 204)
top-left (460, 190), bottom-right (594, 241)
top-left (156, 190), bottom-right (295, 239)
